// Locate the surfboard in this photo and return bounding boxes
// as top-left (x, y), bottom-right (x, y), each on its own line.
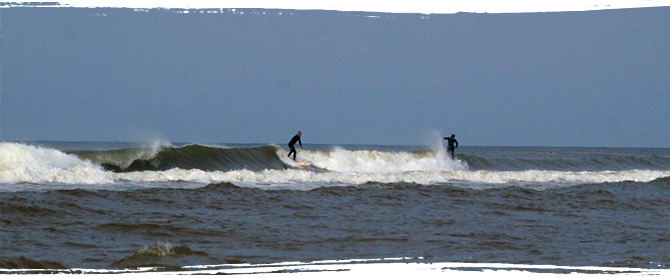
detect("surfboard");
top-left (297, 162), bottom-right (312, 167)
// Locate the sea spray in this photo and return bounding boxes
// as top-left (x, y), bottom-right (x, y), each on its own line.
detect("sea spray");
top-left (427, 129), bottom-right (469, 169)
top-left (75, 139), bottom-right (173, 170)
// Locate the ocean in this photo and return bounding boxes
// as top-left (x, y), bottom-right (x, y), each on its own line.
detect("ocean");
top-left (1, 140), bottom-right (669, 275)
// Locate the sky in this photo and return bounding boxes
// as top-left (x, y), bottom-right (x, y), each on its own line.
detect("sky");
top-left (1, 2), bottom-right (669, 147)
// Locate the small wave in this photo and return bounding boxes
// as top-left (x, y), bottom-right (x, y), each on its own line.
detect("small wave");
top-left (652, 176), bottom-right (670, 183)
top-left (199, 182), bottom-right (241, 191)
top-left (1, 202), bottom-right (57, 216)
top-left (0, 256), bottom-right (67, 269)
top-left (460, 149), bottom-right (670, 171)
top-left (111, 242), bottom-right (209, 269)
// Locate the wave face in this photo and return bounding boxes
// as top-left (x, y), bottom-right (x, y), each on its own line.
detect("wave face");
top-left (74, 144), bottom-right (288, 172)
top-left (1, 142), bottom-right (669, 189)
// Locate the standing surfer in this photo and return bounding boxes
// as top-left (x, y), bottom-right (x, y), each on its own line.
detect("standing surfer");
top-left (288, 131), bottom-right (302, 161)
top-left (443, 134), bottom-right (459, 159)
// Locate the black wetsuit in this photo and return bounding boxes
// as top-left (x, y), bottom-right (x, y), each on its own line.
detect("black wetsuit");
top-left (443, 137), bottom-right (459, 159)
top-left (288, 135), bottom-right (302, 160)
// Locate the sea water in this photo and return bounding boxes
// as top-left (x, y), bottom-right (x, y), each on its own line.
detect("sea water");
top-left (1, 140), bottom-right (669, 275)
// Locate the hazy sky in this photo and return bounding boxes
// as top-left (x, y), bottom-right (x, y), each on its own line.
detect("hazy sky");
top-left (1, 7), bottom-right (669, 147)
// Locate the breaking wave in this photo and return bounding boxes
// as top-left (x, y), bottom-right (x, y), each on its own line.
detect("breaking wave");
top-left (0, 142), bottom-right (112, 184)
top-left (111, 242), bottom-right (210, 269)
top-left (1, 142), bottom-right (669, 189)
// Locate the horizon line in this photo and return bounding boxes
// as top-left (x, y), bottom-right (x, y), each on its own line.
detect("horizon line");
top-left (1, 1), bottom-right (670, 14)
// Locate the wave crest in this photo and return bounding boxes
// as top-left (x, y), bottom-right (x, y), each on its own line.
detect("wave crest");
top-left (79, 144), bottom-right (287, 172)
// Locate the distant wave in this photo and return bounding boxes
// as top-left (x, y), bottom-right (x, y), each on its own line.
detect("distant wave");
top-left (460, 152), bottom-right (670, 172)
top-left (0, 257), bottom-right (67, 269)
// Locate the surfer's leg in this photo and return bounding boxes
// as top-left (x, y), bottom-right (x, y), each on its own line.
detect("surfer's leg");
top-left (288, 146), bottom-right (296, 159)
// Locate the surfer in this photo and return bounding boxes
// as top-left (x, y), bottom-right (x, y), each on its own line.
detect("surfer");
top-left (443, 134), bottom-right (459, 159)
top-left (288, 131), bottom-right (302, 161)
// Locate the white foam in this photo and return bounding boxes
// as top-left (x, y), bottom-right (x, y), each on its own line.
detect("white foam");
top-left (113, 168), bottom-right (670, 190)
top-left (294, 147), bottom-right (467, 173)
top-left (14, 258), bottom-right (670, 276)
top-left (279, 132), bottom-right (467, 173)
top-left (176, 259), bottom-right (670, 276)
top-left (0, 143), bottom-right (113, 184)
